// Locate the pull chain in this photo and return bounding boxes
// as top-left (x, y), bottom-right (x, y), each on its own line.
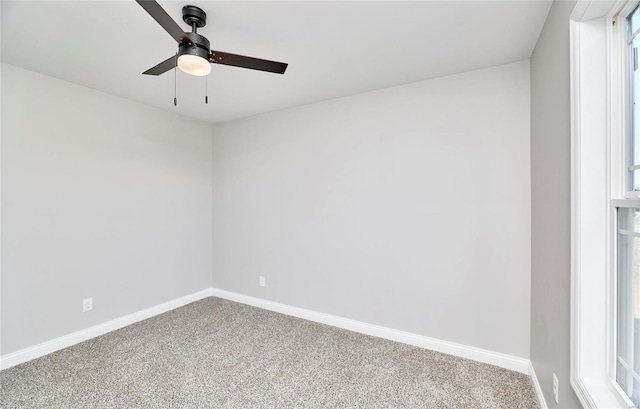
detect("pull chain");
top-left (205, 75), bottom-right (208, 104)
top-left (173, 53), bottom-right (178, 106)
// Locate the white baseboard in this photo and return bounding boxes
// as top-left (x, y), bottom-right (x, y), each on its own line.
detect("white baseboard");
top-left (529, 361), bottom-right (548, 409)
top-left (210, 288), bottom-right (530, 374)
top-left (0, 288), bottom-right (214, 370)
top-left (2, 287), bottom-right (530, 376)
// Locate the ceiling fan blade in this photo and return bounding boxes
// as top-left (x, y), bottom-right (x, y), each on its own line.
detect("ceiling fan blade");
top-left (210, 50), bottom-right (288, 74)
top-left (142, 55), bottom-right (176, 75)
top-left (136, 0), bottom-right (194, 45)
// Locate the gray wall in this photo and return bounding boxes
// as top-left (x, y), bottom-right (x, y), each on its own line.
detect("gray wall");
top-left (530, 1), bottom-right (581, 407)
top-left (1, 64), bottom-right (214, 355)
top-left (211, 61), bottom-right (532, 358)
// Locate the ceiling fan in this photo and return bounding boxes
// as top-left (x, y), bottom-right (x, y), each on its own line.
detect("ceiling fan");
top-left (136, 0), bottom-right (288, 77)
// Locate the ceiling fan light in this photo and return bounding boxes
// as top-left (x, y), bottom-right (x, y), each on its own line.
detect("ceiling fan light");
top-left (177, 54), bottom-right (211, 76)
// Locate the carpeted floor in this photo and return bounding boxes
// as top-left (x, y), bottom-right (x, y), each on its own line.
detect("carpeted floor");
top-left (0, 297), bottom-right (538, 408)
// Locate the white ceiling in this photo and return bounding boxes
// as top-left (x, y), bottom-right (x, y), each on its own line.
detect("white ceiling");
top-left (1, 1), bottom-right (552, 124)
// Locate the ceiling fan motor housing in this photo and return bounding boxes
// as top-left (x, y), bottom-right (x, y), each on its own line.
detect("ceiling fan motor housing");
top-left (179, 32), bottom-right (211, 61)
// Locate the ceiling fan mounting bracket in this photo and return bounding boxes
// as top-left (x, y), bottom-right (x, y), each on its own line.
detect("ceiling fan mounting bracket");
top-left (182, 5), bottom-right (207, 29)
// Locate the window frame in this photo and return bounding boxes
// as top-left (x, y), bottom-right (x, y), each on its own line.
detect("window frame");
top-left (570, 1), bottom-right (640, 408)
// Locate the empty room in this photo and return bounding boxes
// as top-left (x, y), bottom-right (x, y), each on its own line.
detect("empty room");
top-left (1, 0), bottom-right (635, 408)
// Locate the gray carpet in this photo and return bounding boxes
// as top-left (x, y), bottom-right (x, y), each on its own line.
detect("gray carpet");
top-left (0, 297), bottom-right (538, 408)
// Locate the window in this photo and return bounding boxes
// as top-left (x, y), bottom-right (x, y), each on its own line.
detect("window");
top-left (617, 207), bottom-right (640, 406)
top-left (616, 7), bottom-right (640, 407)
top-left (569, 1), bottom-right (640, 408)
top-left (630, 5), bottom-right (640, 191)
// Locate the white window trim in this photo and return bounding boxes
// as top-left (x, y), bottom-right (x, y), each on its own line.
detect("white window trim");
top-left (570, 1), bottom-right (640, 408)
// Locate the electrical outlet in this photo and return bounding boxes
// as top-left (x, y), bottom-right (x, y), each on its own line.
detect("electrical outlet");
top-left (82, 297), bottom-right (93, 312)
top-left (259, 276), bottom-right (265, 287)
top-left (553, 373), bottom-right (559, 404)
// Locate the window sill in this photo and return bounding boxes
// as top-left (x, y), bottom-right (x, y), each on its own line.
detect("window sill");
top-left (573, 377), bottom-right (635, 408)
